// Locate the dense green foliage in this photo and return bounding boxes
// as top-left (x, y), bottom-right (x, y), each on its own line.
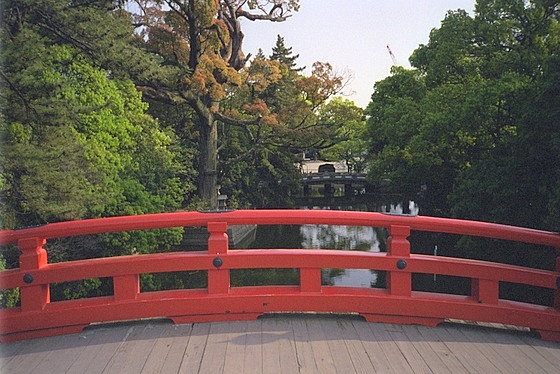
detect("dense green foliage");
top-left (365, 1), bottom-right (560, 231)
top-left (319, 97), bottom-right (367, 173)
top-left (0, 0), bottom-right (189, 278)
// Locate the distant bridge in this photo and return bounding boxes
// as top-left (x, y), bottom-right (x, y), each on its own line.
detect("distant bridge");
top-left (300, 172), bottom-right (379, 198)
top-left (301, 172), bottom-right (367, 185)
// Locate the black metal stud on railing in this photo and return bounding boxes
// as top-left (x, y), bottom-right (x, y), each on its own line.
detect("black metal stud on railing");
top-left (23, 274), bottom-right (34, 284)
top-left (396, 259), bottom-right (407, 270)
top-left (213, 257), bottom-right (223, 268)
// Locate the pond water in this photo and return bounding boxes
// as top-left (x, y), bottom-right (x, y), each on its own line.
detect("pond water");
top-left (245, 203), bottom-right (554, 307)
top-left (301, 224), bottom-right (382, 287)
top-left (247, 202), bottom-right (418, 288)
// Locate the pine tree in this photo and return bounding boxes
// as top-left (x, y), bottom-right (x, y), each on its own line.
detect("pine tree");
top-left (255, 48), bottom-right (266, 60)
top-left (270, 35), bottom-right (304, 72)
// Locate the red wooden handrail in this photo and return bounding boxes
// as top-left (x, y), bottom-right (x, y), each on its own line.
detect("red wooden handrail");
top-left (0, 210), bottom-right (559, 342)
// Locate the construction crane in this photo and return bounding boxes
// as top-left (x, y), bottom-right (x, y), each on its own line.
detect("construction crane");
top-left (386, 44), bottom-right (399, 66)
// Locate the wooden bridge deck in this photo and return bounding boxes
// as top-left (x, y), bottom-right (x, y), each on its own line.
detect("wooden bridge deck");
top-left (2, 315), bottom-right (559, 373)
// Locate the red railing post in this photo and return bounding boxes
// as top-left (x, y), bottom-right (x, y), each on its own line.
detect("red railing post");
top-left (113, 274), bottom-right (140, 301)
top-left (387, 225), bottom-right (411, 296)
top-left (207, 222), bottom-right (229, 294)
top-left (300, 269), bottom-right (322, 293)
top-left (18, 237), bottom-right (50, 312)
top-left (471, 279), bottom-right (499, 304)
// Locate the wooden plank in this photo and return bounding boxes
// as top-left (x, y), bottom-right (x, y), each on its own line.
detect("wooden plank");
top-left (241, 319), bottom-right (263, 374)
top-left (430, 324), bottom-right (502, 373)
top-left (2, 339), bottom-right (51, 373)
top-left (222, 321), bottom-right (255, 374)
top-left (519, 334), bottom-right (560, 369)
top-left (260, 317), bottom-right (299, 373)
top-left (457, 324), bottom-right (552, 374)
top-left (29, 333), bottom-right (92, 373)
top-left (305, 318), bottom-right (337, 373)
top-left (197, 322), bottom-right (230, 373)
top-left (336, 318), bottom-right (376, 373)
top-left (291, 317), bottom-right (319, 373)
top-left (2, 317), bottom-right (559, 373)
top-left (318, 317), bottom-right (356, 373)
top-left (393, 325), bottom-right (450, 373)
top-left (494, 334), bottom-right (560, 374)
top-left (178, 322), bottom-right (210, 373)
top-left (450, 324), bottom-right (531, 373)
top-left (481, 327), bottom-right (560, 373)
top-left (102, 321), bottom-right (167, 374)
top-left (351, 320), bottom-right (394, 373)
top-left (0, 339), bottom-right (33, 370)
top-left (142, 323), bottom-right (194, 373)
top-left (65, 324), bottom-right (134, 374)
top-left (414, 325), bottom-right (469, 373)
top-left (368, 323), bottom-right (418, 373)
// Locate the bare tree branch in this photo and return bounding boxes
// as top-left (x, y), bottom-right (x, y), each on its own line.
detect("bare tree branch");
top-left (236, 9), bottom-right (291, 22)
top-left (214, 111), bottom-right (262, 126)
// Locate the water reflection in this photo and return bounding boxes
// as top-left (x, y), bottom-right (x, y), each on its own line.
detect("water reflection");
top-left (381, 201), bottom-right (419, 216)
top-left (301, 225), bottom-right (381, 252)
top-left (300, 224), bottom-right (384, 287)
top-left (246, 203), bottom-right (552, 305)
top-left (249, 202), bottom-right (417, 289)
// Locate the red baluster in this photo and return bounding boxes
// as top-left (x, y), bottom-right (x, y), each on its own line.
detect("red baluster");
top-left (471, 278), bottom-right (499, 304)
top-left (207, 222), bottom-right (229, 294)
top-left (18, 237), bottom-right (50, 312)
top-left (300, 268), bottom-right (321, 293)
top-left (113, 274), bottom-right (140, 301)
top-left (387, 225), bottom-right (411, 296)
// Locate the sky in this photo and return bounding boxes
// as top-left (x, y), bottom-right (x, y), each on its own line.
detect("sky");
top-left (240, 1), bottom-right (477, 108)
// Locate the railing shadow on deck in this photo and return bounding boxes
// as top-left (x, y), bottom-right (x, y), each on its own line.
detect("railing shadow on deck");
top-left (0, 210), bottom-right (559, 342)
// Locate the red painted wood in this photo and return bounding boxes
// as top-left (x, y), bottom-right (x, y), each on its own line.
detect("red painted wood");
top-left (18, 237), bottom-right (49, 312)
top-left (471, 279), bottom-right (499, 304)
top-left (113, 274), bottom-right (140, 301)
top-left (387, 225), bottom-right (411, 296)
top-left (207, 221), bottom-right (228, 255)
top-left (300, 269), bottom-right (322, 293)
top-left (207, 222), bottom-right (230, 294)
top-left (1, 251), bottom-right (555, 292)
top-left (0, 210), bottom-right (558, 343)
top-left (2, 210), bottom-right (558, 247)
top-left (387, 225), bottom-right (410, 257)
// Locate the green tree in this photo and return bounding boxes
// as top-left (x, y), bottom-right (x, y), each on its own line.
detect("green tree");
top-left (409, 10), bottom-right (476, 88)
top-left (217, 49), bottom-right (348, 207)
top-left (130, 0), bottom-right (300, 208)
top-left (0, 255), bottom-right (19, 308)
top-left (1, 0), bottom-right (192, 301)
top-left (449, 0), bottom-right (560, 230)
top-left (270, 34), bottom-right (304, 72)
top-left (0, 1), bottom-right (187, 247)
top-left (318, 97), bottom-right (367, 173)
top-left (365, 67), bottom-right (431, 208)
top-left (365, 1), bottom-right (560, 229)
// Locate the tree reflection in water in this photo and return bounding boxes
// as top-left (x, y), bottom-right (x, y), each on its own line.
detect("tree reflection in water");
top-left (300, 224), bottom-right (386, 287)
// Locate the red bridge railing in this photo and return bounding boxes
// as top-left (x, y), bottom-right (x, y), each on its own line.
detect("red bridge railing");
top-left (0, 210), bottom-right (559, 342)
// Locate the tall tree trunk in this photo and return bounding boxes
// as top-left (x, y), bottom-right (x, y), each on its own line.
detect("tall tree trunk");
top-left (198, 112), bottom-right (218, 209)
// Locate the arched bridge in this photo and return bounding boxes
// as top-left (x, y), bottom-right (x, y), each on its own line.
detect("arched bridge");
top-left (300, 172), bottom-right (373, 198)
top-left (0, 210), bottom-right (559, 343)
